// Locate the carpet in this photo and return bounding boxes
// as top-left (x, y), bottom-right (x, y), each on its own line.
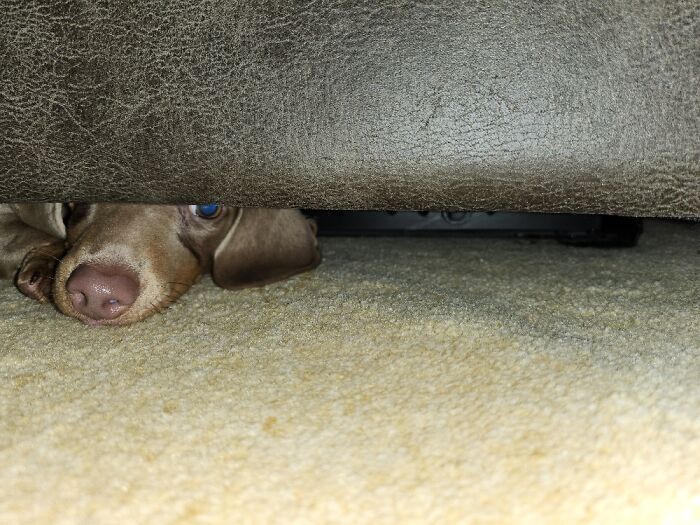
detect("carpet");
top-left (1, 220), bottom-right (698, 524)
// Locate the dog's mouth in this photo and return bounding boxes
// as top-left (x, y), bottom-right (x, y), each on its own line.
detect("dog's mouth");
top-left (52, 262), bottom-right (196, 327)
top-left (60, 284), bottom-right (194, 326)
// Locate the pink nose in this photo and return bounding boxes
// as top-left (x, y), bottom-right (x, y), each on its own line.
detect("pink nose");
top-left (66, 264), bottom-right (139, 321)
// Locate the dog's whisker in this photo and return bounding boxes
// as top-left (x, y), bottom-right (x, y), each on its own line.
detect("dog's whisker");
top-left (150, 301), bottom-right (164, 315)
top-left (163, 282), bottom-right (187, 289)
top-left (149, 290), bottom-right (185, 315)
top-left (164, 282), bottom-right (191, 292)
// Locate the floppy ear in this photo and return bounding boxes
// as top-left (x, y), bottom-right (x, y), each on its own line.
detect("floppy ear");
top-left (9, 203), bottom-right (66, 239)
top-left (212, 208), bottom-right (321, 289)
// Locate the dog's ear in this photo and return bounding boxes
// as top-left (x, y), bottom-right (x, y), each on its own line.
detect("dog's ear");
top-left (9, 203), bottom-right (66, 239)
top-left (212, 208), bottom-right (321, 289)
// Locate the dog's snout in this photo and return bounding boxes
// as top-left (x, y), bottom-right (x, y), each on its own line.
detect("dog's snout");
top-left (66, 264), bottom-right (139, 322)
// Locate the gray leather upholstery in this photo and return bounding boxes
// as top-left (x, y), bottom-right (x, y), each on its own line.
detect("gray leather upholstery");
top-left (2, 1), bottom-right (698, 216)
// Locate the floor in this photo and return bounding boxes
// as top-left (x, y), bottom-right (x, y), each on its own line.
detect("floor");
top-left (1, 220), bottom-right (698, 524)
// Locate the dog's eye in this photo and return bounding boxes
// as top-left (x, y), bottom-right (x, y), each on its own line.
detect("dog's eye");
top-left (189, 204), bottom-right (223, 219)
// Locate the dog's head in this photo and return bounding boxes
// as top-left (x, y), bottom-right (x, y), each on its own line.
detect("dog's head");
top-left (18, 204), bottom-right (320, 326)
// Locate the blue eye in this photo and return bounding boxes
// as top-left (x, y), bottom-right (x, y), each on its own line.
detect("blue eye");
top-left (190, 204), bottom-right (223, 219)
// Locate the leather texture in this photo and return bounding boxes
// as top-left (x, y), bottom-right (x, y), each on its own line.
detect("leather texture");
top-left (2, 1), bottom-right (698, 217)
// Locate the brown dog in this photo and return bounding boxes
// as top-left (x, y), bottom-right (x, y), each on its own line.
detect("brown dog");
top-left (0, 204), bottom-right (320, 326)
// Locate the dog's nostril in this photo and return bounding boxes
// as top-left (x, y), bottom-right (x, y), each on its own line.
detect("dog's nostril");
top-left (70, 291), bottom-right (87, 307)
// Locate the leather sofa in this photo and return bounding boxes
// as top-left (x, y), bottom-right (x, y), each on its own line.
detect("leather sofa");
top-left (2, 1), bottom-right (698, 217)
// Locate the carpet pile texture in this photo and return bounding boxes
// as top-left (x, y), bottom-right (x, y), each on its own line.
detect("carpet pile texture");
top-left (1, 220), bottom-right (698, 524)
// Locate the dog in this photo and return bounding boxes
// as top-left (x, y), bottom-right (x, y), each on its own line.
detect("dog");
top-left (0, 203), bottom-right (320, 326)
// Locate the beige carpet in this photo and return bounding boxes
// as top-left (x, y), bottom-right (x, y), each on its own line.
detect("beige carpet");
top-left (1, 220), bottom-right (698, 524)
